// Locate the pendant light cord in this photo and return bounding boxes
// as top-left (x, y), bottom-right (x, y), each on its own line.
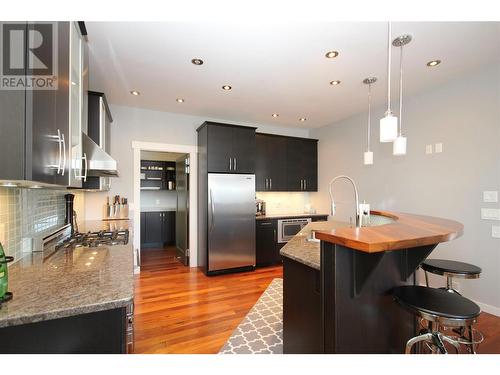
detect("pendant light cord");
top-left (367, 82), bottom-right (372, 151)
top-left (398, 44), bottom-right (403, 136)
top-left (386, 22), bottom-right (392, 114)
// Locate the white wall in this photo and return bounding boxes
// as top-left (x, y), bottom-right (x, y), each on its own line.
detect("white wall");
top-left (84, 106), bottom-right (310, 220)
top-left (310, 64), bottom-right (500, 313)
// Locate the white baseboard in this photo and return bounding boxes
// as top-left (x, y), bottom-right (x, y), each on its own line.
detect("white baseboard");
top-left (416, 280), bottom-right (500, 317)
top-left (475, 301), bottom-right (500, 317)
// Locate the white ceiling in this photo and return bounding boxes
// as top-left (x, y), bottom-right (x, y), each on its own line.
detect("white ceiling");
top-left (86, 22), bottom-right (500, 129)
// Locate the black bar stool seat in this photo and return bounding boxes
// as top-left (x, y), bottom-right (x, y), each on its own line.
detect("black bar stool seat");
top-left (393, 286), bottom-right (481, 354)
top-left (393, 286), bottom-right (480, 321)
top-left (422, 259), bottom-right (482, 278)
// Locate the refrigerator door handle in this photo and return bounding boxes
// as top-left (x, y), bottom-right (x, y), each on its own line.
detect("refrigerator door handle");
top-left (209, 189), bottom-right (215, 233)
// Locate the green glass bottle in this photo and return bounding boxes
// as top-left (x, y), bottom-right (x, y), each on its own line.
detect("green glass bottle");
top-left (0, 242), bottom-right (14, 302)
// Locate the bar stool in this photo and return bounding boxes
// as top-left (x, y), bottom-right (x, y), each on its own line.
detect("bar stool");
top-left (421, 259), bottom-right (482, 294)
top-left (393, 286), bottom-right (481, 354)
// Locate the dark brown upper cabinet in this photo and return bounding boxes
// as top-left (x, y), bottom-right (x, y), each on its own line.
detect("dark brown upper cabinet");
top-left (0, 22), bottom-right (87, 188)
top-left (255, 133), bottom-right (287, 191)
top-left (286, 138), bottom-right (318, 192)
top-left (199, 122), bottom-right (256, 174)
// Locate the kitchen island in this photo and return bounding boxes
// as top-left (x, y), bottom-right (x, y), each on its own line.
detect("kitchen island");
top-left (0, 220), bottom-right (134, 353)
top-left (280, 211), bottom-right (463, 354)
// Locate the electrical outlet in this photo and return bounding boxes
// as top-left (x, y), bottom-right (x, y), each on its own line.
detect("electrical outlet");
top-left (156, 199), bottom-right (160, 205)
top-left (483, 191), bottom-right (498, 203)
top-left (492, 225), bottom-right (500, 238)
top-left (425, 144), bottom-right (433, 154)
top-left (435, 143), bottom-right (443, 153)
top-left (481, 208), bottom-right (500, 220)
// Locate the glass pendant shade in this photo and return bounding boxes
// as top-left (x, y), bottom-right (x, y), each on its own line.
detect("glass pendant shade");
top-left (393, 135), bottom-right (407, 155)
top-left (379, 113), bottom-right (398, 142)
top-left (363, 151), bottom-right (373, 165)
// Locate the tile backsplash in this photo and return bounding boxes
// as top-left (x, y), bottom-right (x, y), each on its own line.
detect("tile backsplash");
top-left (0, 188), bottom-right (71, 262)
top-left (256, 192), bottom-right (314, 215)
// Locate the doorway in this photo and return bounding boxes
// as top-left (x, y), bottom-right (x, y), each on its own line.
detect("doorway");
top-left (132, 142), bottom-right (197, 273)
top-left (139, 150), bottom-right (189, 268)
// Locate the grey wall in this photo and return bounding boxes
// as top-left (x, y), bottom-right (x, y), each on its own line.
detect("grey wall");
top-left (84, 105), bottom-right (310, 219)
top-left (310, 64), bottom-right (500, 312)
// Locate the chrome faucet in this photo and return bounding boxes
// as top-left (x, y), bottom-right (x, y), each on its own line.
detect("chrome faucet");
top-left (328, 175), bottom-right (361, 228)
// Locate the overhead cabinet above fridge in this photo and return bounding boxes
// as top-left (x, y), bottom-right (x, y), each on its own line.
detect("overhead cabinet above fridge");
top-left (0, 21), bottom-right (88, 188)
top-left (199, 121), bottom-right (256, 174)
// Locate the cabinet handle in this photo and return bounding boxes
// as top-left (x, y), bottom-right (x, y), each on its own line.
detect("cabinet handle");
top-left (61, 132), bottom-right (66, 176)
top-left (229, 157), bottom-right (232, 171)
top-left (82, 153), bottom-right (88, 182)
top-left (269, 178), bottom-right (272, 190)
top-left (260, 222), bottom-right (272, 226)
top-left (265, 178), bottom-right (268, 190)
top-left (300, 179), bottom-right (303, 190)
top-left (304, 179), bottom-right (307, 190)
top-left (233, 157), bottom-right (237, 171)
top-left (274, 229), bottom-right (277, 242)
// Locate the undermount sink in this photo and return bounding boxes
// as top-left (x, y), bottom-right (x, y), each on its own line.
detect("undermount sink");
top-left (306, 214), bottom-right (396, 242)
top-left (365, 214), bottom-right (396, 227)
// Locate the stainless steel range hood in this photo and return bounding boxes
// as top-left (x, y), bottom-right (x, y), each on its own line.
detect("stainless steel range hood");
top-left (82, 133), bottom-right (119, 177)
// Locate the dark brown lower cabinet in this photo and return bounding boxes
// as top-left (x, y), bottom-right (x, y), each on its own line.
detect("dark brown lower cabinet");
top-left (140, 211), bottom-right (176, 248)
top-left (0, 307), bottom-right (129, 353)
top-left (282, 257), bottom-right (321, 353)
top-left (256, 220), bottom-right (281, 266)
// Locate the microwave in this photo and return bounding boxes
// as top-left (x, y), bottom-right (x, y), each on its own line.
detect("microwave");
top-left (277, 218), bottom-right (312, 243)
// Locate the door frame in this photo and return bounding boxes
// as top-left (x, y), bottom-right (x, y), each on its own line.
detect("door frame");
top-left (132, 141), bottom-right (197, 272)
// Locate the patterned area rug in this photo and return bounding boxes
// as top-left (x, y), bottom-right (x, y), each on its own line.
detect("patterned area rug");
top-left (219, 278), bottom-right (283, 354)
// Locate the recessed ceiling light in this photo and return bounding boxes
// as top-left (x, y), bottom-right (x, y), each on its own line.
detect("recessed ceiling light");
top-left (330, 80), bottom-right (341, 86)
top-left (299, 117), bottom-right (306, 122)
top-left (176, 98), bottom-right (185, 103)
top-left (130, 90), bottom-right (140, 96)
top-left (222, 85), bottom-right (232, 91)
top-left (426, 59), bottom-right (441, 67)
top-left (272, 113), bottom-right (279, 118)
top-left (191, 58), bottom-right (204, 65)
top-left (325, 51), bottom-right (339, 59)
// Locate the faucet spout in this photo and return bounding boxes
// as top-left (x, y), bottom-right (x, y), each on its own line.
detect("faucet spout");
top-left (328, 175), bottom-right (361, 228)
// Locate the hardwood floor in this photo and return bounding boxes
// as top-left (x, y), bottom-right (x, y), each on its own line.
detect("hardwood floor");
top-left (133, 247), bottom-right (283, 354)
top-left (134, 247), bottom-right (500, 354)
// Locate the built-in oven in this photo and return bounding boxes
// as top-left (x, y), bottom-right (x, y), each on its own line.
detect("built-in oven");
top-left (277, 218), bottom-right (312, 243)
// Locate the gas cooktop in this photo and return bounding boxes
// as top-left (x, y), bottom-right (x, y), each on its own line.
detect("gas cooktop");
top-left (62, 229), bottom-right (129, 249)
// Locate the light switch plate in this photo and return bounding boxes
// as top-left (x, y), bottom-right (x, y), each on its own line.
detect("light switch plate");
top-left (435, 143), bottom-right (443, 153)
top-left (492, 225), bottom-right (500, 238)
top-left (483, 191), bottom-right (498, 203)
top-left (481, 208), bottom-right (500, 220)
top-left (425, 144), bottom-right (433, 154)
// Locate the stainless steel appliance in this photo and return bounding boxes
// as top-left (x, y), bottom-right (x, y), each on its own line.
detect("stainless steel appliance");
top-left (256, 199), bottom-right (266, 216)
top-left (277, 217), bottom-right (312, 243)
top-left (207, 174), bottom-right (256, 273)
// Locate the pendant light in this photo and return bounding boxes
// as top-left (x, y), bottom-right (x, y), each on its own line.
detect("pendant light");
top-left (363, 77), bottom-right (377, 165)
top-left (392, 34), bottom-right (412, 155)
top-left (380, 22), bottom-right (398, 142)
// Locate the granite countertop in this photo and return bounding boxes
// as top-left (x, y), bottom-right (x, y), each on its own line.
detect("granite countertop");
top-left (141, 207), bottom-right (176, 213)
top-left (280, 220), bottom-right (350, 270)
top-left (0, 221), bottom-right (134, 328)
top-left (256, 213), bottom-right (329, 220)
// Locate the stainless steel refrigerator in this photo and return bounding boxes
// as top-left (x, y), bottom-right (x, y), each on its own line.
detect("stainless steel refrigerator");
top-left (207, 173), bottom-right (256, 273)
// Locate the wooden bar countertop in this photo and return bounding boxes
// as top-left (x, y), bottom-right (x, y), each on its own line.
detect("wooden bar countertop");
top-left (314, 210), bottom-right (463, 253)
